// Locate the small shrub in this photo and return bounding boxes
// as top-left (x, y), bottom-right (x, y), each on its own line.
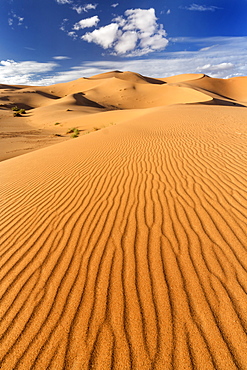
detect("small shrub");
top-left (93, 127), bottom-right (100, 131)
top-left (66, 127), bottom-right (80, 138)
top-left (66, 127), bottom-right (76, 134)
top-left (54, 122), bottom-right (60, 125)
top-left (12, 107), bottom-right (26, 115)
top-left (67, 127), bottom-right (79, 134)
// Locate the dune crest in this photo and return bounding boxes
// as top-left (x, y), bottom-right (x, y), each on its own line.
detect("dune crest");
top-left (183, 75), bottom-right (247, 102)
top-left (0, 72), bottom-right (247, 369)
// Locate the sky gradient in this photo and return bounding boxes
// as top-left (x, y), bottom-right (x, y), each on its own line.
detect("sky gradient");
top-left (1, 0), bottom-right (247, 85)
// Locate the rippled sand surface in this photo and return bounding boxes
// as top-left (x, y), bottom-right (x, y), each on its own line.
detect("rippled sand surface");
top-left (0, 72), bottom-right (247, 369)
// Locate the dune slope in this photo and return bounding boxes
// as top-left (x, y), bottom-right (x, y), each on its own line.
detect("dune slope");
top-left (0, 71), bottom-right (215, 161)
top-left (182, 75), bottom-right (247, 102)
top-left (0, 102), bottom-right (247, 369)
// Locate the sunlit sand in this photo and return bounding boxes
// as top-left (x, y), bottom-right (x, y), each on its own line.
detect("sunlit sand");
top-left (0, 71), bottom-right (247, 369)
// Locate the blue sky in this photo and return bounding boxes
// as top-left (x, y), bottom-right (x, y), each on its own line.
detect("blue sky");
top-left (1, 0), bottom-right (247, 85)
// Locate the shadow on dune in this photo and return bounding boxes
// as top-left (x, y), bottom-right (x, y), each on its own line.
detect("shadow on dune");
top-left (140, 76), bottom-right (166, 85)
top-left (0, 84), bottom-right (22, 90)
top-left (35, 90), bottom-right (60, 100)
top-left (194, 98), bottom-right (247, 108)
top-left (73, 93), bottom-right (105, 108)
top-left (0, 90), bottom-right (60, 111)
top-left (182, 82), bottom-right (246, 103)
top-left (0, 103), bottom-right (33, 110)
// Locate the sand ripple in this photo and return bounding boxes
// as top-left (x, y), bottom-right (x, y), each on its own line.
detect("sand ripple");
top-left (0, 103), bottom-right (247, 369)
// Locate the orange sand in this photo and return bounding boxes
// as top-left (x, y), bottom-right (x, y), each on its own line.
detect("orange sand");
top-left (0, 72), bottom-right (247, 369)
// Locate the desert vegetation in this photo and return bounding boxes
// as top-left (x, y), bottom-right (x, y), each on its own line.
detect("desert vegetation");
top-left (12, 106), bottom-right (26, 116)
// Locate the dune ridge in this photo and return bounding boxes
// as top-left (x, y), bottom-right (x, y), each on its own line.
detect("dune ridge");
top-left (0, 72), bottom-right (247, 369)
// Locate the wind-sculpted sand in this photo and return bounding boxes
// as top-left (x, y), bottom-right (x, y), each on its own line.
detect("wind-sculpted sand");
top-left (0, 72), bottom-right (247, 369)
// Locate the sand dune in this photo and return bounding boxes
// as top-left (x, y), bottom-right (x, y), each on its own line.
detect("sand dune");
top-left (183, 75), bottom-right (247, 102)
top-left (1, 71), bottom-right (215, 160)
top-left (161, 73), bottom-right (205, 83)
top-left (0, 72), bottom-right (247, 369)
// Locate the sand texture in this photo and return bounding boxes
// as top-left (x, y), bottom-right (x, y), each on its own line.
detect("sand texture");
top-left (0, 72), bottom-right (247, 369)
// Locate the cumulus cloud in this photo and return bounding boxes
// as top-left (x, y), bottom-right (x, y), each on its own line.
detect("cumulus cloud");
top-left (184, 4), bottom-right (219, 11)
top-left (0, 60), bottom-right (58, 85)
top-left (2, 37), bottom-right (246, 86)
top-left (73, 16), bottom-right (100, 30)
top-left (114, 31), bottom-right (138, 54)
top-left (111, 3), bottom-right (119, 8)
top-left (120, 9), bottom-right (157, 34)
top-left (49, 37), bottom-right (247, 83)
top-left (82, 23), bottom-right (119, 49)
top-left (72, 3), bottom-right (97, 13)
top-left (82, 8), bottom-right (168, 56)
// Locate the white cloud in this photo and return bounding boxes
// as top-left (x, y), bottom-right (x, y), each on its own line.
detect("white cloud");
top-left (112, 15), bottom-right (125, 27)
top-left (56, 0), bottom-right (72, 4)
top-left (51, 37), bottom-right (247, 83)
top-left (0, 60), bottom-right (58, 85)
top-left (114, 31), bottom-right (138, 54)
top-left (18, 17), bottom-right (24, 25)
top-left (81, 8), bottom-right (168, 56)
top-left (60, 18), bottom-right (68, 31)
top-left (139, 29), bottom-right (168, 51)
top-left (1, 37), bottom-right (247, 86)
top-left (53, 56), bottom-right (71, 60)
top-left (197, 62), bottom-right (234, 75)
top-left (111, 3), bottom-right (119, 8)
top-left (82, 23), bottom-right (119, 48)
top-left (56, 0), bottom-right (97, 14)
top-left (167, 9), bottom-right (171, 15)
top-left (68, 31), bottom-right (78, 39)
top-left (8, 12), bottom-right (24, 27)
top-left (184, 4), bottom-right (219, 11)
top-left (60, 19), bottom-right (79, 39)
top-left (72, 6), bottom-right (85, 13)
top-left (122, 9), bottom-right (157, 34)
top-left (73, 3), bottom-right (97, 13)
top-left (199, 45), bottom-right (217, 52)
top-left (73, 16), bottom-right (100, 30)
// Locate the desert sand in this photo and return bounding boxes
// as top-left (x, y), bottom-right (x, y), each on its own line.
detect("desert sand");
top-left (0, 71), bottom-right (247, 369)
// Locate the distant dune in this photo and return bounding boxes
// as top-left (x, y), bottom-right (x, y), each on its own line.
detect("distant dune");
top-left (0, 72), bottom-right (247, 369)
